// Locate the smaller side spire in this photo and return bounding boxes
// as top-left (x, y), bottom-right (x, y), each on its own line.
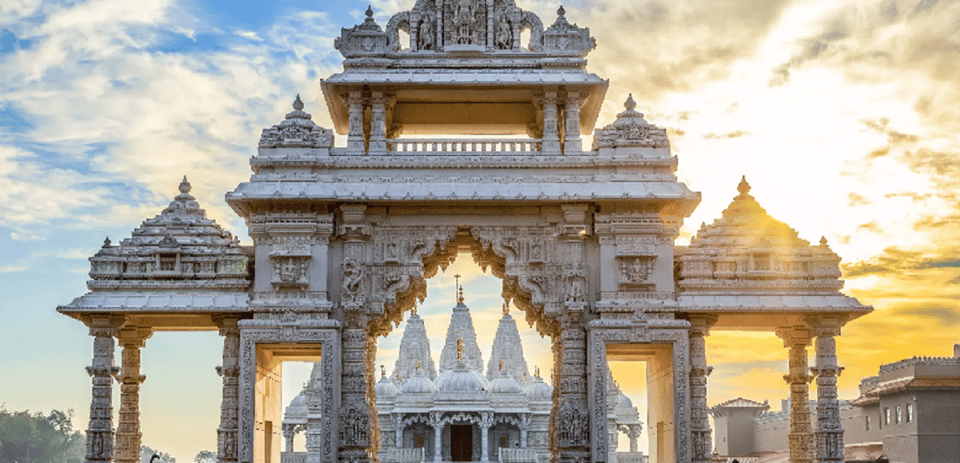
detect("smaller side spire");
top-left (293, 94), bottom-right (304, 112)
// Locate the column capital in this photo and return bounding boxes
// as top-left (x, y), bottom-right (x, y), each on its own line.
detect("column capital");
top-left (687, 314), bottom-right (719, 335)
top-left (804, 314), bottom-right (844, 337)
top-left (776, 325), bottom-right (813, 348)
top-left (213, 315), bottom-right (241, 336)
top-left (83, 314), bottom-right (124, 337)
top-left (117, 326), bottom-right (152, 348)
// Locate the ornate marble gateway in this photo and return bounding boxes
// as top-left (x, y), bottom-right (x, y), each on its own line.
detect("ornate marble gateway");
top-left (57, 1), bottom-right (872, 463)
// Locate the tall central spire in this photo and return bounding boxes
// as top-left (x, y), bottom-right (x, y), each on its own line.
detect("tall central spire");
top-left (438, 282), bottom-right (483, 372)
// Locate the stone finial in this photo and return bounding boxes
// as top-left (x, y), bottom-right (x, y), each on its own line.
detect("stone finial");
top-left (411, 305), bottom-right (417, 315)
top-left (381, 365), bottom-right (386, 377)
top-left (458, 285), bottom-right (464, 303)
top-left (179, 176), bottom-right (191, 194)
top-left (737, 175), bottom-right (751, 196)
top-left (625, 93), bottom-right (637, 111)
top-left (103, 236), bottom-right (111, 247)
top-left (820, 236), bottom-right (828, 247)
top-left (535, 366), bottom-right (540, 377)
top-left (293, 94), bottom-right (304, 112)
top-left (557, 5), bottom-right (566, 18)
top-left (365, 5), bottom-right (374, 19)
top-left (502, 302), bottom-right (509, 316)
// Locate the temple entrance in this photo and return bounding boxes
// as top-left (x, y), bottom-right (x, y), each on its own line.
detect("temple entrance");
top-left (450, 425), bottom-right (473, 461)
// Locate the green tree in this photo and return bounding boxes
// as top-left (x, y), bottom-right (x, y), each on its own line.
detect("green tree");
top-left (0, 407), bottom-right (81, 463)
top-left (140, 446), bottom-right (176, 463)
top-left (194, 450), bottom-right (216, 463)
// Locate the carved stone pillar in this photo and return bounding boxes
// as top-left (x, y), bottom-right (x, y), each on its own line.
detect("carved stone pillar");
top-left (689, 315), bottom-right (717, 463)
top-left (284, 425), bottom-right (295, 453)
top-left (339, 203), bottom-right (373, 463)
top-left (433, 412), bottom-right (443, 463)
top-left (811, 317), bottom-right (844, 463)
top-left (777, 326), bottom-right (814, 463)
top-left (339, 324), bottom-right (374, 463)
top-left (626, 426), bottom-right (641, 453)
top-left (552, 312), bottom-right (589, 463)
top-left (394, 415), bottom-right (404, 448)
top-left (114, 326), bottom-right (152, 463)
top-left (369, 90), bottom-right (387, 154)
top-left (85, 316), bottom-right (121, 463)
top-left (480, 413), bottom-right (492, 462)
top-left (541, 89), bottom-right (561, 154)
top-left (562, 91), bottom-right (582, 153)
top-left (216, 316), bottom-right (241, 463)
top-left (347, 89), bottom-right (365, 154)
top-left (520, 414), bottom-right (529, 448)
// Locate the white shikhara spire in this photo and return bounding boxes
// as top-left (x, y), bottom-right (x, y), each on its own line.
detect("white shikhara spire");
top-left (486, 302), bottom-right (529, 383)
top-left (392, 307), bottom-right (438, 382)
top-left (438, 282), bottom-right (484, 373)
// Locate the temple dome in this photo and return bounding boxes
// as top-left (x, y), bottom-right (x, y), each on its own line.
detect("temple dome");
top-left (376, 373), bottom-right (399, 399)
top-left (283, 393), bottom-right (308, 421)
top-left (401, 366), bottom-right (436, 394)
top-left (489, 368), bottom-right (523, 394)
top-left (524, 373), bottom-right (553, 401)
top-left (436, 360), bottom-right (488, 394)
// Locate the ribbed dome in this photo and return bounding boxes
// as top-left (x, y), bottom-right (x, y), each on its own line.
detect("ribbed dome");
top-left (617, 392), bottom-right (633, 409)
top-left (284, 393), bottom-right (308, 420)
top-left (524, 374), bottom-right (553, 401)
top-left (436, 361), bottom-right (488, 394)
top-left (401, 367), bottom-right (436, 394)
top-left (376, 375), bottom-right (399, 399)
top-left (489, 368), bottom-right (523, 394)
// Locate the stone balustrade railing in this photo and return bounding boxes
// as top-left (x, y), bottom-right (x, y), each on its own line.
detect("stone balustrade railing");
top-left (499, 448), bottom-right (539, 463)
top-left (280, 451), bottom-right (308, 463)
top-left (387, 138), bottom-right (543, 154)
top-left (382, 447), bottom-right (424, 463)
top-left (614, 452), bottom-right (647, 463)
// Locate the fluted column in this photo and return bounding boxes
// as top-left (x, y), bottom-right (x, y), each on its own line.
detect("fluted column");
top-left (216, 316), bottom-right (241, 463)
top-left (811, 317), bottom-right (844, 463)
top-left (562, 91), bottom-right (582, 153)
top-left (626, 426), bottom-right (642, 453)
top-left (433, 413), bottom-right (443, 463)
top-left (114, 326), bottom-right (152, 463)
top-left (689, 315), bottom-right (717, 463)
top-left (284, 425), bottom-right (295, 453)
top-left (540, 89), bottom-right (561, 154)
top-left (480, 413), bottom-right (492, 462)
top-left (347, 89), bottom-right (365, 154)
top-left (777, 326), bottom-right (814, 463)
top-left (520, 414), bottom-right (529, 448)
top-left (369, 89), bottom-right (387, 154)
top-left (85, 316), bottom-right (121, 463)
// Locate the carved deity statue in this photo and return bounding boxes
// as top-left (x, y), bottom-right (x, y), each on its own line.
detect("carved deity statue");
top-left (455, 0), bottom-right (476, 44)
top-left (419, 14), bottom-right (435, 50)
top-left (495, 12), bottom-right (512, 49)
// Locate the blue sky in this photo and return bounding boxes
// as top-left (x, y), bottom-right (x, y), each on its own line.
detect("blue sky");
top-left (2, 0), bottom-right (960, 461)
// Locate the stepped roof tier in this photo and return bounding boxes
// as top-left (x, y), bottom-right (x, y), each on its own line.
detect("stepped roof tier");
top-left (58, 177), bottom-right (251, 329)
top-left (676, 177), bottom-right (869, 330)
